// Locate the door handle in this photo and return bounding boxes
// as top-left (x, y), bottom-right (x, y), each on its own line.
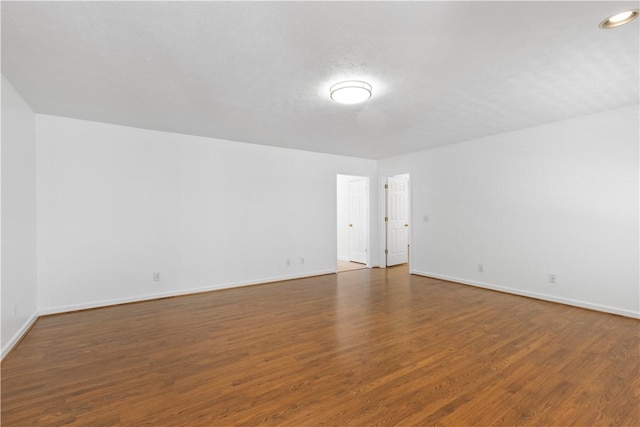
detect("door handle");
top-left (404, 224), bottom-right (409, 227)
top-left (349, 224), bottom-right (353, 227)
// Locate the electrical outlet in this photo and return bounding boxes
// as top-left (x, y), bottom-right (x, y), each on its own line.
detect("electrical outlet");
top-left (286, 259), bottom-right (291, 267)
top-left (549, 274), bottom-right (556, 284)
top-left (478, 264), bottom-right (484, 273)
top-left (300, 257), bottom-right (305, 265)
top-left (153, 272), bottom-right (161, 282)
top-left (423, 215), bottom-right (430, 222)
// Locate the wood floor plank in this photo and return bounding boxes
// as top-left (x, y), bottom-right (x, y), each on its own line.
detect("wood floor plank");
top-left (2, 266), bottom-right (638, 426)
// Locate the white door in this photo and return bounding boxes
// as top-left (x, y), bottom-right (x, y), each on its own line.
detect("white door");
top-left (386, 175), bottom-right (409, 266)
top-left (348, 179), bottom-right (367, 264)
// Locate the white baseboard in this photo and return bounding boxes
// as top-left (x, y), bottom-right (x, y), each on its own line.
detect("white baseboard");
top-left (337, 255), bottom-right (349, 262)
top-left (12, 269), bottom-right (636, 362)
top-left (38, 269), bottom-right (337, 316)
top-left (411, 270), bottom-right (640, 319)
top-left (1, 312), bottom-right (39, 360)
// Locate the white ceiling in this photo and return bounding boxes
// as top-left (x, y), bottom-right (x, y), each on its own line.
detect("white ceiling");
top-left (2, 1), bottom-right (638, 159)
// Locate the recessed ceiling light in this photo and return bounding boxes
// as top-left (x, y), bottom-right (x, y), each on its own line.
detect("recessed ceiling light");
top-left (600, 9), bottom-right (639, 29)
top-left (330, 81), bottom-right (372, 104)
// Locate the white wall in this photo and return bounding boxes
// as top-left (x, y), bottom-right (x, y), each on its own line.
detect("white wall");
top-left (7, 94), bottom-right (636, 340)
top-left (379, 106), bottom-right (639, 317)
top-left (36, 115), bottom-right (378, 313)
top-left (1, 75), bottom-right (39, 357)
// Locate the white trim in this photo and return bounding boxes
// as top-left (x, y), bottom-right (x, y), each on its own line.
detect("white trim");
top-left (337, 255), bottom-right (350, 262)
top-left (38, 269), bottom-right (336, 316)
top-left (7, 269), bottom-right (636, 361)
top-left (412, 270), bottom-right (640, 319)
top-left (1, 312), bottom-right (39, 360)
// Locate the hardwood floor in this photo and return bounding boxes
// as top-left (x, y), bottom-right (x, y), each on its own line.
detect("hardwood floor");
top-left (2, 266), bottom-right (639, 426)
top-left (337, 259), bottom-right (367, 272)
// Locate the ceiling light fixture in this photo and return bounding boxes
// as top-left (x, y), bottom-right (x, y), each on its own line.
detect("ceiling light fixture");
top-left (330, 80), bottom-right (372, 104)
top-left (600, 9), bottom-right (639, 28)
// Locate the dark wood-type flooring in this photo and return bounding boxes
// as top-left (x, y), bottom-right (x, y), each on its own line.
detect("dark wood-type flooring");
top-left (2, 266), bottom-right (639, 426)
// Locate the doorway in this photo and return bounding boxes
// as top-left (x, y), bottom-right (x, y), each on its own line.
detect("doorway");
top-left (384, 173), bottom-right (410, 267)
top-left (337, 174), bottom-right (369, 272)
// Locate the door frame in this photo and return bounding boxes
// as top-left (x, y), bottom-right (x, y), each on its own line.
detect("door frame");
top-left (380, 171), bottom-right (412, 270)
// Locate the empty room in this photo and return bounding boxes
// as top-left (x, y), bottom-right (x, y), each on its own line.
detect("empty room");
top-left (1, 1), bottom-right (639, 426)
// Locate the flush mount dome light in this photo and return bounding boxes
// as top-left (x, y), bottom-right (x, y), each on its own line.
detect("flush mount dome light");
top-left (600, 9), bottom-right (639, 28)
top-left (330, 80), bottom-right (372, 104)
